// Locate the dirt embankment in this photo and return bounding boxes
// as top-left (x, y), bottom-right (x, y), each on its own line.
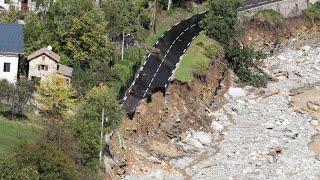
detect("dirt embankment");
top-left (242, 17), bottom-right (320, 53)
top-left (107, 53), bottom-right (232, 179)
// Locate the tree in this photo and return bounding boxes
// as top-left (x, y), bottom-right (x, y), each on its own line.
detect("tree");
top-left (0, 80), bottom-right (35, 117)
top-left (13, 141), bottom-right (81, 180)
top-left (36, 74), bottom-right (76, 117)
top-left (72, 84), bottom-right (122, 169)
top-left (200, 0), bottom-right (243, 46)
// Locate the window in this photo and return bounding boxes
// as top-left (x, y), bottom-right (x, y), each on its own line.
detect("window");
top-left (3, 63), bottom-right (10, 72)
top-left (38, 65), bottom-right (48, 71)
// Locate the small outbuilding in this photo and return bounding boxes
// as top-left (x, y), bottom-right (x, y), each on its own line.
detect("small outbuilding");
top-left (27, 47), bottom-right (73, 82)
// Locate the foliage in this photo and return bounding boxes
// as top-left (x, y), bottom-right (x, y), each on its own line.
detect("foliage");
top-left (304, 1), bottom-right (320, 23)
top-left (0, 140), bottom-right (81, 180)
top-left (0, 80), bottom-right (35, 116)
top-left (252, 9), bottom-right (284, 28)
top-left (0, 11), bottom-right (18, 23)
top-left (36, 74), bottom-right (76, 117)
top-left (201, 0), bottom-right (268, 87)
top-left (77, 84), bottom-right (122, 131)
top-left (0, 160), bottom-right (40, 180)
top-left (225, 45), bottom-right (268, 87)
top-left (200, 0), bottom-right (243, 45)
top-left (174, 34), bottom-right (223, 82)
top-left (72, 84), bottom-right (122, 169)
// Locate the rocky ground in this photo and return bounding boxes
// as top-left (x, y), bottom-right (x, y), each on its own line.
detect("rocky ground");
top-left (189, 43), bottom-right (320, 179)
top-left (106, 19), bottom-right (320, 180)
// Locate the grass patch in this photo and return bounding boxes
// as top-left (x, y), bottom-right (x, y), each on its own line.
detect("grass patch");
top-left (174, 34), bottom-right (222, 83)
top-left (146, 4), bottom-right (207, 48)
top-left (0, 116), bottom-right (40, 158)
top-left (251, 9), bottom-right (284, 28)
top-left (304, 1), bottom-right (320, 23)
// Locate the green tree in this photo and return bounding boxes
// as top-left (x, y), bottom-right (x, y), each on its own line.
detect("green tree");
top-left (72, 84), bottom-right (122, 169)
top-left (36, 74), bottom-right (76, 117)
top-left (0, 141), bottom-right (81, 180)
top-left (201, 0), bottom-right (243, 46)
top-left (0, 80), bottom-right (35, 117)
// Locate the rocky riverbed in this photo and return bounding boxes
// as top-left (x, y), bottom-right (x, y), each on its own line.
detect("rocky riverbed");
top-left (121, 42), bottom-right (320, 179)
top-left (190, 43), bottom-right (320, 179)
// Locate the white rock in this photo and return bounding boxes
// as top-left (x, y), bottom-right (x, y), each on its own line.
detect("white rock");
top-left (278, 55), bottom-right (287, 61)
top-left (282, 120), bottom-right (290, 126)
top-left (211, 121), bottom-right (224, 132)
top-left (311, 120), bottom-right (319, 126)
top-left (302, 45), bottom-right (311, 52)
top-left (192, 131), bottom-right (212, 146)
top-left (186, 139), bottom-right (204, 149)
top-left (228, 88), bottom-right (246, 98)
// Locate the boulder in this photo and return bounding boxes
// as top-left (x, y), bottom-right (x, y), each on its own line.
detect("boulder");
top-left (228, 88), bottom-right (246, 98)
top-left (311, 120), bottom-right (319, 126)
top-left (211, 121), bottom-right (224, 132)
top-left (307, 101), bottom-right (320, 112)
top-left (277, 55), bottom-right (287, 61)
top-left (185, 138), bottom-right (204, 149)
top-left (192, 131), bottom-right (212, 146)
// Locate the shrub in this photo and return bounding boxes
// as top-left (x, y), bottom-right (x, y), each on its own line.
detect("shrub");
top-left (226, 45), bottom-right (268, 87)
top-left (252, 9), bottom-right (285, 28)
top-left (304, 1), bottom-right (320, 23)
top-left (0, 80), bottom-right (35, 117)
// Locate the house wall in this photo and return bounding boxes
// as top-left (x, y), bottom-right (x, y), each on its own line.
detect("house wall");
top-left (28, 55), bottom-right (58, 81)
top-left (0, 54), bottom-right (19, 83)
top-left (238, 0), bottom-right (318, 21)
top-left (0, 0), bottom-right (35, 11)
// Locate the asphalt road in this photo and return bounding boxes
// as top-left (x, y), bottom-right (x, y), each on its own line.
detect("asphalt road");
top-left (122, 0), bottom-right (284, 113)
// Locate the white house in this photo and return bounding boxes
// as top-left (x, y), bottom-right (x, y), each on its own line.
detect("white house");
top-left (0, 23), bottom-right (24, 83)
top-left (0, 0), bottom-right (35, 12)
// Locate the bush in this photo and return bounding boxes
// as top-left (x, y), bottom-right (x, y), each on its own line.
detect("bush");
top-left (0, 141), bottom-right (81, 180)
top-left (252, 9), bottom-right (285, 28)
top-left (226, 45), bottom-right (268, 87)
top-left (0, 80), bottom-right (35, 117)
top-left (304, 1), bottom-right (320, 23)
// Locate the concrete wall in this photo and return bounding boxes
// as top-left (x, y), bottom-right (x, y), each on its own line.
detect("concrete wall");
top-left (0, 54), bottom-right (19, 83)
top-left (28, 55), bottom-right (58, 81)
top-left (239, 0), bottom-right (318, 21)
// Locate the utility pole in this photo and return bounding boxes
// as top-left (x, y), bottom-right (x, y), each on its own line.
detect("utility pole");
top-left (168, 0), bottom-right (172, 11)
top-left (152, 0), bottom-right (157, 34)
top-left (121, 30), bottom-right (125, 60)
top-left (99, 108), bottom-right (105, 162)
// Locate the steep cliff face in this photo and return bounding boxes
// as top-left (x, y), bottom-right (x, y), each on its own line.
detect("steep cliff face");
top-left (108, 53), bottom-right (232, 178)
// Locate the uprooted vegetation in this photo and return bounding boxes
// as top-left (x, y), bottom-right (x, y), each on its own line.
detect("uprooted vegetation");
top-left (304, 1), bottom-right (320, 23)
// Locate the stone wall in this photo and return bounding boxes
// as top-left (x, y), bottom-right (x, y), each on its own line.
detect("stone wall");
top-left (238, 0), bottom-right (318, 21)
top-left (28, 55), bottom-right (58, 81)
